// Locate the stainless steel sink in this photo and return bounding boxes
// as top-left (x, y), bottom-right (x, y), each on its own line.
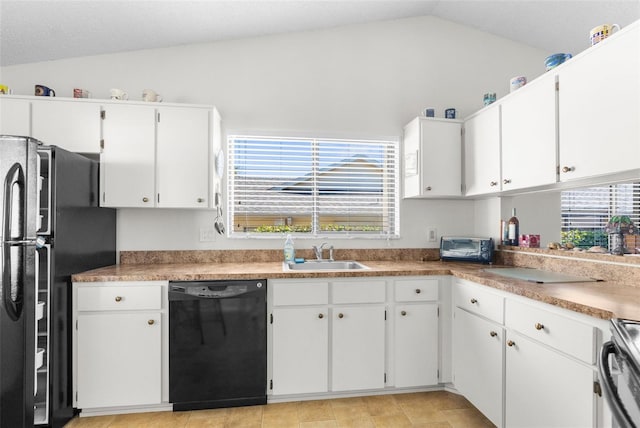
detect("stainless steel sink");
top-left (283, 260), bottom-right (370, 272)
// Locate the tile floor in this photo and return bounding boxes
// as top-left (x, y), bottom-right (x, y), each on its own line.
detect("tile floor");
top-left (63, 391), bottom-right (495, 427)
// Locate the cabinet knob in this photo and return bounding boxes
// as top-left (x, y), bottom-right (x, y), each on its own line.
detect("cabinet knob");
top-left (425, 186), bottom-right (432, 191)
top-left (318, 313), bottom-right (324, 319)
top-left (490, 331), bottom-right (498, 337)
top-left (507, 340), bottom-right (516, 347)
top-left (115, 296), bottom-right (122, 302)
top-left (562, 166), bottom-right (574, 173)
top-left (148, 319), bottom-right (155, 325)
top-left (197, 198), bottom-right (205, 203)
top-left (415, 289), bottom-right (421, 294)
top-left (470, 298), bottom-right (478, 304)
top-left (401, 310), bottom-right (407, 316)
top-left (503, 179), bottom-right (512, 184)
top-left (490, 181), bottom-right (498, 187)
top-left (338, 313), bottom-right (344, 319)
top-left (142, 197), bottom-right (149, 203)
top-left (535, 323), bottom-right (544, 331)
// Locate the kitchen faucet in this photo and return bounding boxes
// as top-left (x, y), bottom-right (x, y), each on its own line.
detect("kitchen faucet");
top-left (311, 242), bottom-right (334, 261)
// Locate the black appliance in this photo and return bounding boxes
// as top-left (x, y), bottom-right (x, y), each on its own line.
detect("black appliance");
top-left (169, 280), bottom-right (267, 411)
top-left (0, 136), bottom-right (116, 428)
top-left (598, 318), bottom-right (640, 428)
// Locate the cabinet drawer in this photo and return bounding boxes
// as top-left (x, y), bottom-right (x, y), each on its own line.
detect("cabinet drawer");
top-left (272, 282), bottom-right (329, 306)
top-left (332, 280), bottom-right (386, 304)
top-left (77, 285), bottom-right (162, 311)
top-left (505, 299), bottom-right (595, 364)
top-left (395, 278), bottom-right (439, 302)
top-left (454, 279), bottom-right (504, 324)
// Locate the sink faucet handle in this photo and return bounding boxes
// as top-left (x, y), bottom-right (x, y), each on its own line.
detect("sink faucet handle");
top-left (328, 246), bottom-right (334, 262)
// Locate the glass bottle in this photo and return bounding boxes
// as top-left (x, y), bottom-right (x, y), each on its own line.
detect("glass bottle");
top-left (508, 208), bottom-right (519, 246)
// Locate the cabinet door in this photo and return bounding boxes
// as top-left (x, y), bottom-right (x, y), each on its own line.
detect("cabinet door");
top-left (271, 307), bottom-right (328, 395)
top-left (453, 308), bottom-right (504, 427)
top-left (404, 118), bottom-right (461, 198)
top-left (156, 107), bottom-right (210, 208)
top-left (464, 106), bottom-right (501, 196)
top-left (0, 97), bottom-right (31, 136)
top-left (32, 100), bottom-right (102, 152)
top-left (501, 73), bottom-right (558, 190)
top-left (505, 331), bottom-right (595, 428)
top-left (76, 312), bottom-right (161, 408)
top-left (331, 306), bottom-right (385, 391)
top-left (394, 303), bottom-right (439, 387)
top-left (101, 104), bottom-right (156, 207)
top-left (558, 25), bottom-right (640, 181)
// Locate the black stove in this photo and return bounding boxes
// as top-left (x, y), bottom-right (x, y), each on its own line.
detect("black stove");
top-left (599, 318), bottom-right (640, 428)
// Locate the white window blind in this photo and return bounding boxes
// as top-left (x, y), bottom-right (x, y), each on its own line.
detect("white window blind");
top-left (561, 182), bottom-right (640, 248)
top-left (227, 135), bottom-right (399, 237)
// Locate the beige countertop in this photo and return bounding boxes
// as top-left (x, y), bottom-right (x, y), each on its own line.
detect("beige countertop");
top-left (72, 260), bottom-right (640, 321)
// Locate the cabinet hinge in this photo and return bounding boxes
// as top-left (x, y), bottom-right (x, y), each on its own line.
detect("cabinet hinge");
top-left (100, 139), bottom-right (104, 150)
top-left (157, 112), bottom-right (160, 123)
top-left (76, 391), bottom-right (78, 401)
top-left (269, 379), bottom-right (273, 390)
top-left (384, 373), bottom-right (387, 384)
top-left (555, 81), bottom-right (560, 91)
top-left (437, 307), bottom-right (440, 317)
top-left (76, 320), bottom-right (78, 330)
top-left (437, 369), bottom-right (440, 380)
top-left (100, 110), bottom-right (106, 120)
top-left (593, 381), bottom-right (602, 397)
top-left (157, 194), bottom-right (160, 204)
top-left (102, 192), bottom-right (105, 203)
top-left (461, 128), bottom-right (465, 137)
top-left (384, 310), bottom-right (387, 321)
top-left (270, 313), bottom-right (273, 324)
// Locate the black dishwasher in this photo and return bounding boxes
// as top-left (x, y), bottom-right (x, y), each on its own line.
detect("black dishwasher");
top-left (169, 280), bottom-right (267, 411)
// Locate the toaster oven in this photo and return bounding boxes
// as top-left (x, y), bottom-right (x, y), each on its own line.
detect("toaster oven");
top-left (439, 237), bottom-right (494, 264)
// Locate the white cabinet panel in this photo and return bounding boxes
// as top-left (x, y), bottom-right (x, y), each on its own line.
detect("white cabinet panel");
top-left (156, 106), bottom-right (210, 208)
top-left (453, 307), bottom-right (503, 427)
top-left (31, 100), bottom-right (102, 152)
top-left (394, 303), bottom-right (439, 387)
top-left (463, 105), bottom-right (501, 196)
top-left (501, 73), bottom-right (558, 190)
top-left (0, 97), bottom-right (31, 136)
top-left (271, 307), bottom-right (328, 395)
top-left (331, 306), bottom-right (385, 391)
top-left (76, 312), bottom-right (162, 408)
top-left (101, 104), bottom-right (156, 207)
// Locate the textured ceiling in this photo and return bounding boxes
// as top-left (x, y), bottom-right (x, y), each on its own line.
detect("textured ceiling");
top-left (1, 0), bottom-right (639, 67)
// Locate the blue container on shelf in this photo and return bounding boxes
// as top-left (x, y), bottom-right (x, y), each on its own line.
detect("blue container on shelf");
top-left (545, 53), bottom-right (572, 71)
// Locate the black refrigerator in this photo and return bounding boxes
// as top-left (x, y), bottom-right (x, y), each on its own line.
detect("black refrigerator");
top-left (0, 136), bottom-right (116, 428)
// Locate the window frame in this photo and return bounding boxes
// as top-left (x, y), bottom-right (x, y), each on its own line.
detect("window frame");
top-left (226, 132), bottom-right (400, 240)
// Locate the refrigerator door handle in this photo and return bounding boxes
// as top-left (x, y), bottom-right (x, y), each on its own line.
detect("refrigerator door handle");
top-left (2, 162), bottom-right (26, 321)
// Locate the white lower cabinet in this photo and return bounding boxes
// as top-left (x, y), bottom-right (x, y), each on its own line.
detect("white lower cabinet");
top-left (271, 307), bottom-right (328, 395)
top-left (269, 276), bottom-right (443, 398)
top-left (505, 331), bottom-right (595, 428)
top-left (73, 281), bottom-right (168, 410)
top-left (453, 307), bottom-right (503, 427)
top-left (453, 278), bottom-right (609, 428)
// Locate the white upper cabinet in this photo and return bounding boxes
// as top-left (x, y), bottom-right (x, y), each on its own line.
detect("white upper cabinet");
top-left (156, 106), bottom-right (211, 208)
top-left (557, 22), bottom-right (639, 181)
top-left (0, 97), bottom-right (31, 136)
top-left (32, 100), bottom-right (102, 153)
top-left (463, 104), bottom-right (501, 196)
top-left (501, 72), bottom-right (558, 191)
top-left (101, 104), bottom-right (157, 208)
top-left (403, 117), bottom-right (462, 198)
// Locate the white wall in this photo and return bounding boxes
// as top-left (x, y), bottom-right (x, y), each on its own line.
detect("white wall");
top-left (1, 15), bottom-right (552, 251)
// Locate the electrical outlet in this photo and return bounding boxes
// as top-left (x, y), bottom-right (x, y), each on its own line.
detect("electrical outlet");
top-left (427, 227), bottom-right (437, 242)
top-left (199, 228), bottom-right (216, 242)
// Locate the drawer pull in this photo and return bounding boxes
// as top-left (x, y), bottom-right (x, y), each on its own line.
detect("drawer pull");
top-left (401, 310), bottom-right (407, 316)
top-left (142, 197), bottom-right (149, 203)
top-left (535, 323), bottom-right (544, 331)
top-left (415, 289), bottom-right (421, 294)
top-left (338, 313), bottom-right (344, 319)
top-left (490, 331), bottom-right (498, 337)
top-left (115, 296), bottom-right (122, 302)
top-left (470, 298), bottom-right (478, 304)
top-left (507, 340), bottom-right (516, 347)
top-left (197, 198), bottom-right (205, 203)
top-left (490, 181), bottom-right (498, 187)
top-left (318, 313), bottom-right (324, 319)
top-left (148, 319), bottom-right (155, 325)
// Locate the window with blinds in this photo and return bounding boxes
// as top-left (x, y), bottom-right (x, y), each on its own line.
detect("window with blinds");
top-left (561, 182), bottom-right (640, 249)
top-left (227, 135), bottom-right (399, 238)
